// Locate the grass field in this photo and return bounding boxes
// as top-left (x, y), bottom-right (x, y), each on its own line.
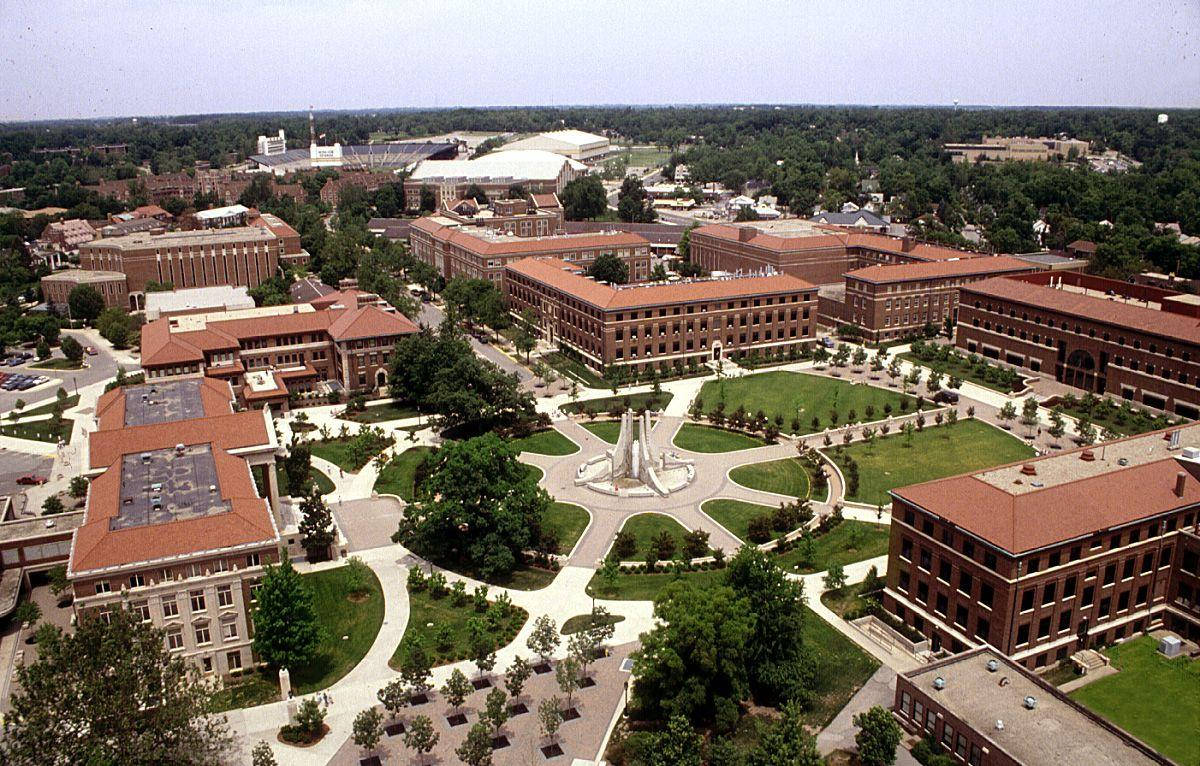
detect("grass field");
top-left (391, 587), bottom-right (529, 669)
top-left (830, 419), bottom-right (1035, 506)
top-left (673, 423), bottom-right (766, 453)
top-left (775, 521), bottom-right (891, 574)
top-left (12, 394), bottom-right (78, 418)
top-left (1070, 636), bottom-right (1200, 766)
top-left (562, 391), bottom-right (673, 416)
top-left (343, 401), bottom-right (420, 424)
top-left (30, 357), bottom-right (84, 370)
top-left (212, 564), bottom-right (385, 711)
top-left (729, 458), bottom-right (812, 497)
top-left (0, 418), bottom-right (72, 443)
top-left (510, 429), bottom-right (579, 456)
top-left (373, 446), bottom-right (435, 501)
top-left (614, 512), bottom-right (692, 559)
top-left (699, 371), bottom-right (922, 434)
top-left (542, 352), bottom-right (608, 388)
top-left (700, 499), bottom-right (775, 541)
top-left (544, 502), bottom-right (590, 554)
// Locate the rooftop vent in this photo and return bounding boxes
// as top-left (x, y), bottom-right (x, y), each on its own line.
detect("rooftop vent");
top-left (1020, 463), bottom-right (1037, 476)
top-left (932, 676), bottom-right (946, 691)
top-left (987, 659), bottom-right (999, 672)
top-left (1023, 695), bottom-right (1037, 710)
top-left (1080, 449), bottom-right (1095, 462)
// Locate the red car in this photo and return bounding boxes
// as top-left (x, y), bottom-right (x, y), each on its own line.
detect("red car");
top-left (15, 474), bottom-right (47, 485)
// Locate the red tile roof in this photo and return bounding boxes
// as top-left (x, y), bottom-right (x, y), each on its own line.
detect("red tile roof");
top-left (964, 276), bottom-right (1200, 345)
top-left (844, 255), bottom-right (1033, 284)
top-left (506, 257), bottom-right (814, 310)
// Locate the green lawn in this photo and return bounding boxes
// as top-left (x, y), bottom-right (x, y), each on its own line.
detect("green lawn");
top-left (373, 446), bottom-right (435, 501)
top-left (699, 371), bottom-right (922, 434)
top-left (700, 499), bottom-right (775, 542)
top-left (0, 418), bottom-right (73, 443)
top-left (562, 391), bottom-right (673, 416)
top-left (615, 513), bottom-right (693, 559)
top-left (12, 394), bottom-right (79, 418)
top-left (391, 586), bottom-right (529, 669)
top-left (900, 351), bottom-right (1019, 393)
top-left (510, 429), bottom-right (579, 456)
top-left (775, 521), bottom-right (891, 574)
top-left (30, 357), bottom-right (84, 370)
top-left (343, 401), bottom-right (420, 423)
top-left (729, 458), bottom-right (812, 498)
top-left (673, 423), bottom-right (766, 453)
top-left (542, 351), bottom-right (608, 388)
top-left (830, 419), bottom-right (1035, 506)
top-left (544, 502), bottom-right (590, 554)
top-left (213, 564), bottom-right (385, 711)
top-left (1069, 636), bottom-right (1200, 766)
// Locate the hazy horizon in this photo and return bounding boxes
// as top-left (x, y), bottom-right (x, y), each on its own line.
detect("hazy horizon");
top-left (2, 0), bottom-right (1197, 122)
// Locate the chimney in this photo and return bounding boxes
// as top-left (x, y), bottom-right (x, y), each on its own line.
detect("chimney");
top-left (738, 227), bottom-right (755, 243)
top-left (901, 236), bottom-right (916, 252)
top-left (1175, 471), bottom-right (1187, 497)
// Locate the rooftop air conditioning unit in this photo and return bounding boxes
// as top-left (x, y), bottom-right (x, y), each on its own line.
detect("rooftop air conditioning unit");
top-left (1023, 696), bottom-right (1037, 710)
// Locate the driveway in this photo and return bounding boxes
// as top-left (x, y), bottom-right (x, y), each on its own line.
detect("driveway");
top-left (332, 497), bottom-right (405, 552)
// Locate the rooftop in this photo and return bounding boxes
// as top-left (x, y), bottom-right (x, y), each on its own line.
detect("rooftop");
top-left (905, 649), bottom-right (1160, 765)
top-left (507, 257), bottom-right (814, 310)
top-left (963, 276), bottom-right (1200, 345)
top-left (893, 423), bottom-right (1200, 553)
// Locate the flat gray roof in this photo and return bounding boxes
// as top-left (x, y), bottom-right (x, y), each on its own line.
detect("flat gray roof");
top-left (122, 379), bottom-right (209, 427)
top-left (114, 444), bottom-right (230, 530)
top-left (907, 650), bottom-right (1159, 765)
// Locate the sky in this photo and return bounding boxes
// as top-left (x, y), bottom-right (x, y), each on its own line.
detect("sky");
top-left (1, 0), bottom-right (1198, 121)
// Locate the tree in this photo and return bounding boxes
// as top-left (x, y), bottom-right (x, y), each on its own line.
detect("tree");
top-left (483, 686), bottom-right (509, 735)
top-left (402, 714), bottom-right (439, 766)
top-left (854, 705), bottom-right (903, 766)
top-left (298, 485), bottom-right (335, 559)
top-left (67, 284), bottom-right (105, 323)
top-left (61, 335), bottom-right (83, 362)
top-left (251, 557), bottom-right (321, 670)
top-left (251, 740), bottom-right (278, 766)
top-left (441, 667), bottom-right (472, 713)
top-left (630, 581), bottom-right (754, 729)
top-left (560, 175), bottom-right (608, 220)
top-left (588, 252), bottom-right (629, 285)
top-left (1, 608), bottom-right (233, 765)
top-left (998, 401), bottom-right (1017, 428)
top-left (352, 707), bottom-right (384, 753)
top-left (528, 614), bottom-right (559, 663)
top-left (456, 721), bottom-right (494, 766)
top-left (397, 433), bottom-right (550, 580)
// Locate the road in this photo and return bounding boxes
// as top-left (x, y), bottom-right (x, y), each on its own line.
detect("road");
top-left (0, 330), bottom-right (126, 413)
top-left (416, 301), bottom-right (531, 382)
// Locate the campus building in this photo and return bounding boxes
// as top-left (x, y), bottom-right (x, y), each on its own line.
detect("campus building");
top-left (71, 378), bottom-right (284, 678)
top-left (689, 221), bottom-right (985, 286)
top-left (818, 256), bottom-right (1036, 342)
top-left (894, 648), bottom-right (1166, 765)
top-left (883, 423), bottom-right (1200, 671)
top-left (956, 272), bottom-right (1200, 417)
top-left (139, 294), bottom-right (418, 408)
top-left (943, 136), bottom-right (1090, 164)
top-left (77, 224), bottom-right (299, 310)
top-left (504, 257), bottom-right (816, 373)
top-left (404, 150), bottom-right (586, 211)
top-left (410, 216), bottom-right (652, 287)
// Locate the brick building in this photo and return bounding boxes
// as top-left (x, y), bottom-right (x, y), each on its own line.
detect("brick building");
top-left (884, 424), bottom-right (1200, 671)
top-left (689, 221), bottom-right (984, 286)
top-left (78, 226), bottom-right (292, 310)
top-left (504, 257), bottom-right (816, 373)
top-left (894, 649), bottom-right (1166, 765)
top-left (40, 269), bottom-right (128, 311)
top-left (139, 295), bottom-right (418, 407)
top-left (818, 256), bottom-right (1036, 341)
top-left (956, 272), bottom-right (1200, 417)
top-left (410, 216), bottom-right (652, 287)
top-left (72, 378), bottom-right (284, 678)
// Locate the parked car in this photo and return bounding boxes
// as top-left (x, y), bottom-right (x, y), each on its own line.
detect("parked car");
top-left (933, 389), bottom-right (960, 404)
top-left (16, 475), bottom-right (47, 485)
